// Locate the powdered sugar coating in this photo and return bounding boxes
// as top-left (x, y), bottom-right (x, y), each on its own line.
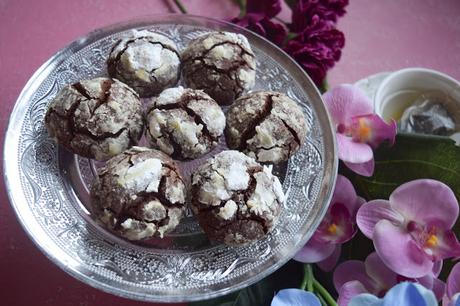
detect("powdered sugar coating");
top-left (146, 87), bottom-right (225, 160)
top-left (182, 31), bottom-right (256, 105)
top-left (45, 78), bottom-right (144, 161)
top-left (91, 147), bottom-right (186, 240)
top-left (191, 150), bottom-right (284, 245)
top-left (107, 30), bottom-right (180, 97)
top-left (226, 91), bottom-right (308, 163)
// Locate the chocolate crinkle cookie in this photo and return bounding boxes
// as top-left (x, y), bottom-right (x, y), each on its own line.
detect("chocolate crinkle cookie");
top-left (182, 31), bottom-right (256, 105)
top-left (45, 77), bottom-right (144, 161)
top-left (107, 30), bottom-right (180, 97)
top-left (225, 91), bottom-right (308, 163)
top-left (90, 147), bottom-right (186, 240)
top-left (191, 150), bottom-right (284, 245)
top-left (146, 86), bottom-right (226, 160)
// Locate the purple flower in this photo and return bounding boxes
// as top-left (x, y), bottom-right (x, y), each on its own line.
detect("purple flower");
top-left (323, 84), bottom-right (397, 176)
top-left (333, 252), bottom-right (445, 306)
top-left (283, 0), bottom-right (348, 86)
top-left (294, 175), bottom-right (364, 271)
top-left (290, 0), bottom-right (349, 33)
top-left (246, 0), bottom-right (281, 18)
top-left (233, 14), bottom-right (287, 45)
top-left (271, 289), bottom-right (321, 306)
top-left (357, 179), bottom-right (460, 278)
top-left (443, 262), bottom-right (460, 306)
top-left (283, 16), bottom-right (345, 86)
top-left (232, 0), bottom-right (287, 45)
top-left (349, 282), bottom-right (438, 306)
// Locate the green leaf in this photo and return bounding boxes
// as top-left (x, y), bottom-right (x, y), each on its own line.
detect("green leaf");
top-left (340, 133), bottom-right (460, 201)
top-left (189, 260), bottom-right (303, 306)
top-left (284, 0), bottom-right (298, 10)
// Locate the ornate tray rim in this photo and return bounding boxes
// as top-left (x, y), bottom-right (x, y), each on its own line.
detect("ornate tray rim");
top-left (3, 14), bottom-right (338, 302)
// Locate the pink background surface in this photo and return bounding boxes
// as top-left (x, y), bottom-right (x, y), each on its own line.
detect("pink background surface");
top-left (1, 0), bottom-right (459, 305)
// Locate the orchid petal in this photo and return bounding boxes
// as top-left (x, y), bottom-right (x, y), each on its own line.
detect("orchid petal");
top-left (337, 133), bottom-right (373, 163)
top-left (429, 229), bottom-right (460, 260)
top-left (433, 261), bottom-right (443, 277)
top-left (374, 220), bottom-right (434, 278)
top-left (344, 159), bottom-right (375, 177)
top-left (316, 203), bottom-right (356, 244)
top-left (416, 273), bottom-right (446, 301)
top-left (417, 274), bottom-right (434, 293)
top-left (338, 281), bottom-right (370, 306)
top-left (323, 84), bottom-right (373, 125)
top-left (390, 179), bottom-right (459, 229)
top-left (382, 282), bottom-right (437, 306)
top-left (447, 262), bottom-right (460, 298)
top-left (333, 260), bottom-right (376, 292)
top-left (293, 238), bottom-right (336, 263)
top-left (431, 278), bottom-right (446, 301)
top-left (271, 289), bottom-right (321, 306)
top-left (331, 175), bottom-right (361, 216)
top-left (365, 252), bottom-right (398, 290)
top-left (443, 295), bottom-right (460, 306)
top-left (357, 200), bottom-right (404, 239)
top-left (317, 245), bottom-right (341, 272)
top-left (350, 114), bottom-right (397, 148)
top-left (349, 293), bottom-right (382, 306)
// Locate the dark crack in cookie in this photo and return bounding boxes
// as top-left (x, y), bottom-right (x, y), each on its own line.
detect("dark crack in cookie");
top-left (90, 147), bottom-right (186, 240)
top-left (182, 31), bottom-right (256, 105)
top-left (45, 77), bottom-right (144, 161)
top-left (107, 30), bottom-right (180, 97)
top-left (191, 150), bottom-right (284, 245)
top-left (225, 91), bottom-right (308, 163)
top-left (146, 86), bottom-right (226, 160)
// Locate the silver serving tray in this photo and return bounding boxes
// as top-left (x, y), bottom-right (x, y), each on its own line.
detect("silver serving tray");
top-left (3, 15), bottom-right (337, 302)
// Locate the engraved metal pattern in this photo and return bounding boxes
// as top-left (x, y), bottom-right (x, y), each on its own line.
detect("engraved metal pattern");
top-left (4, 16), bottom-right (337, 302)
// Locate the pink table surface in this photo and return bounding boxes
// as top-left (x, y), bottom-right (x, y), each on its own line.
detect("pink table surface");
top-left (1, 0), bottom-right (459, 305)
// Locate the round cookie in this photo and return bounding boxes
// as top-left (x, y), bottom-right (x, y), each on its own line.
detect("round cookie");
top-left (182, 31), bottom-right (256, 105)
top-left (45, 77), bottom-right (144, 161)
top-left (225, 91), bottom-right (308, 163)
top-left (146, 86), bottom-right (226, 160)
top-left (191, 150), bottom-right (284, 245)
top-left (107, 30), bottom-right (180, 97)
top-left (90, 147), bottom-right (186, 240)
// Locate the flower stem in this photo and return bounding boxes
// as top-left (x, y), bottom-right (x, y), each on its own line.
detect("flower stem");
top-left (313, 278), bottom-right (338, 306)
top-left (300, 264), bottom-right (309, 290)
top-left (173, 0), bottom-right (187, 14)
top-left (317, 294), bottom-right (328, 306)
top-left (306, 264), bottom-right (314, 292)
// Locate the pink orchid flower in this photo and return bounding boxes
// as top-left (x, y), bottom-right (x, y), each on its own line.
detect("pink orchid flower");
top-left (323, 84), bottom-right (397, 176)
top-left (333, 252), bottom-right (445, 306)
top-left (443, 262), bottom-right (460, 306)
top-left (357, 179), bottom-right (460, 278)
top-left (294, 175), bottom-right (364, 271)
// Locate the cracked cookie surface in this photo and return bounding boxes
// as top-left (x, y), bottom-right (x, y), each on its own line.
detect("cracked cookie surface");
top-left (225, 91), bottom-right (308, 163)
top-left (146, 86), bottom-right (225, 160)
top-left (107, 30), bottom-right (180, 97)
top-left (45, 77), bottom-right (144, 161)
top-left (182, 31), bottom-right (256, 105)
top-left (191, 150), bottom-right (284, 245)
top-left (90, 146), bottom-right (186, 240)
